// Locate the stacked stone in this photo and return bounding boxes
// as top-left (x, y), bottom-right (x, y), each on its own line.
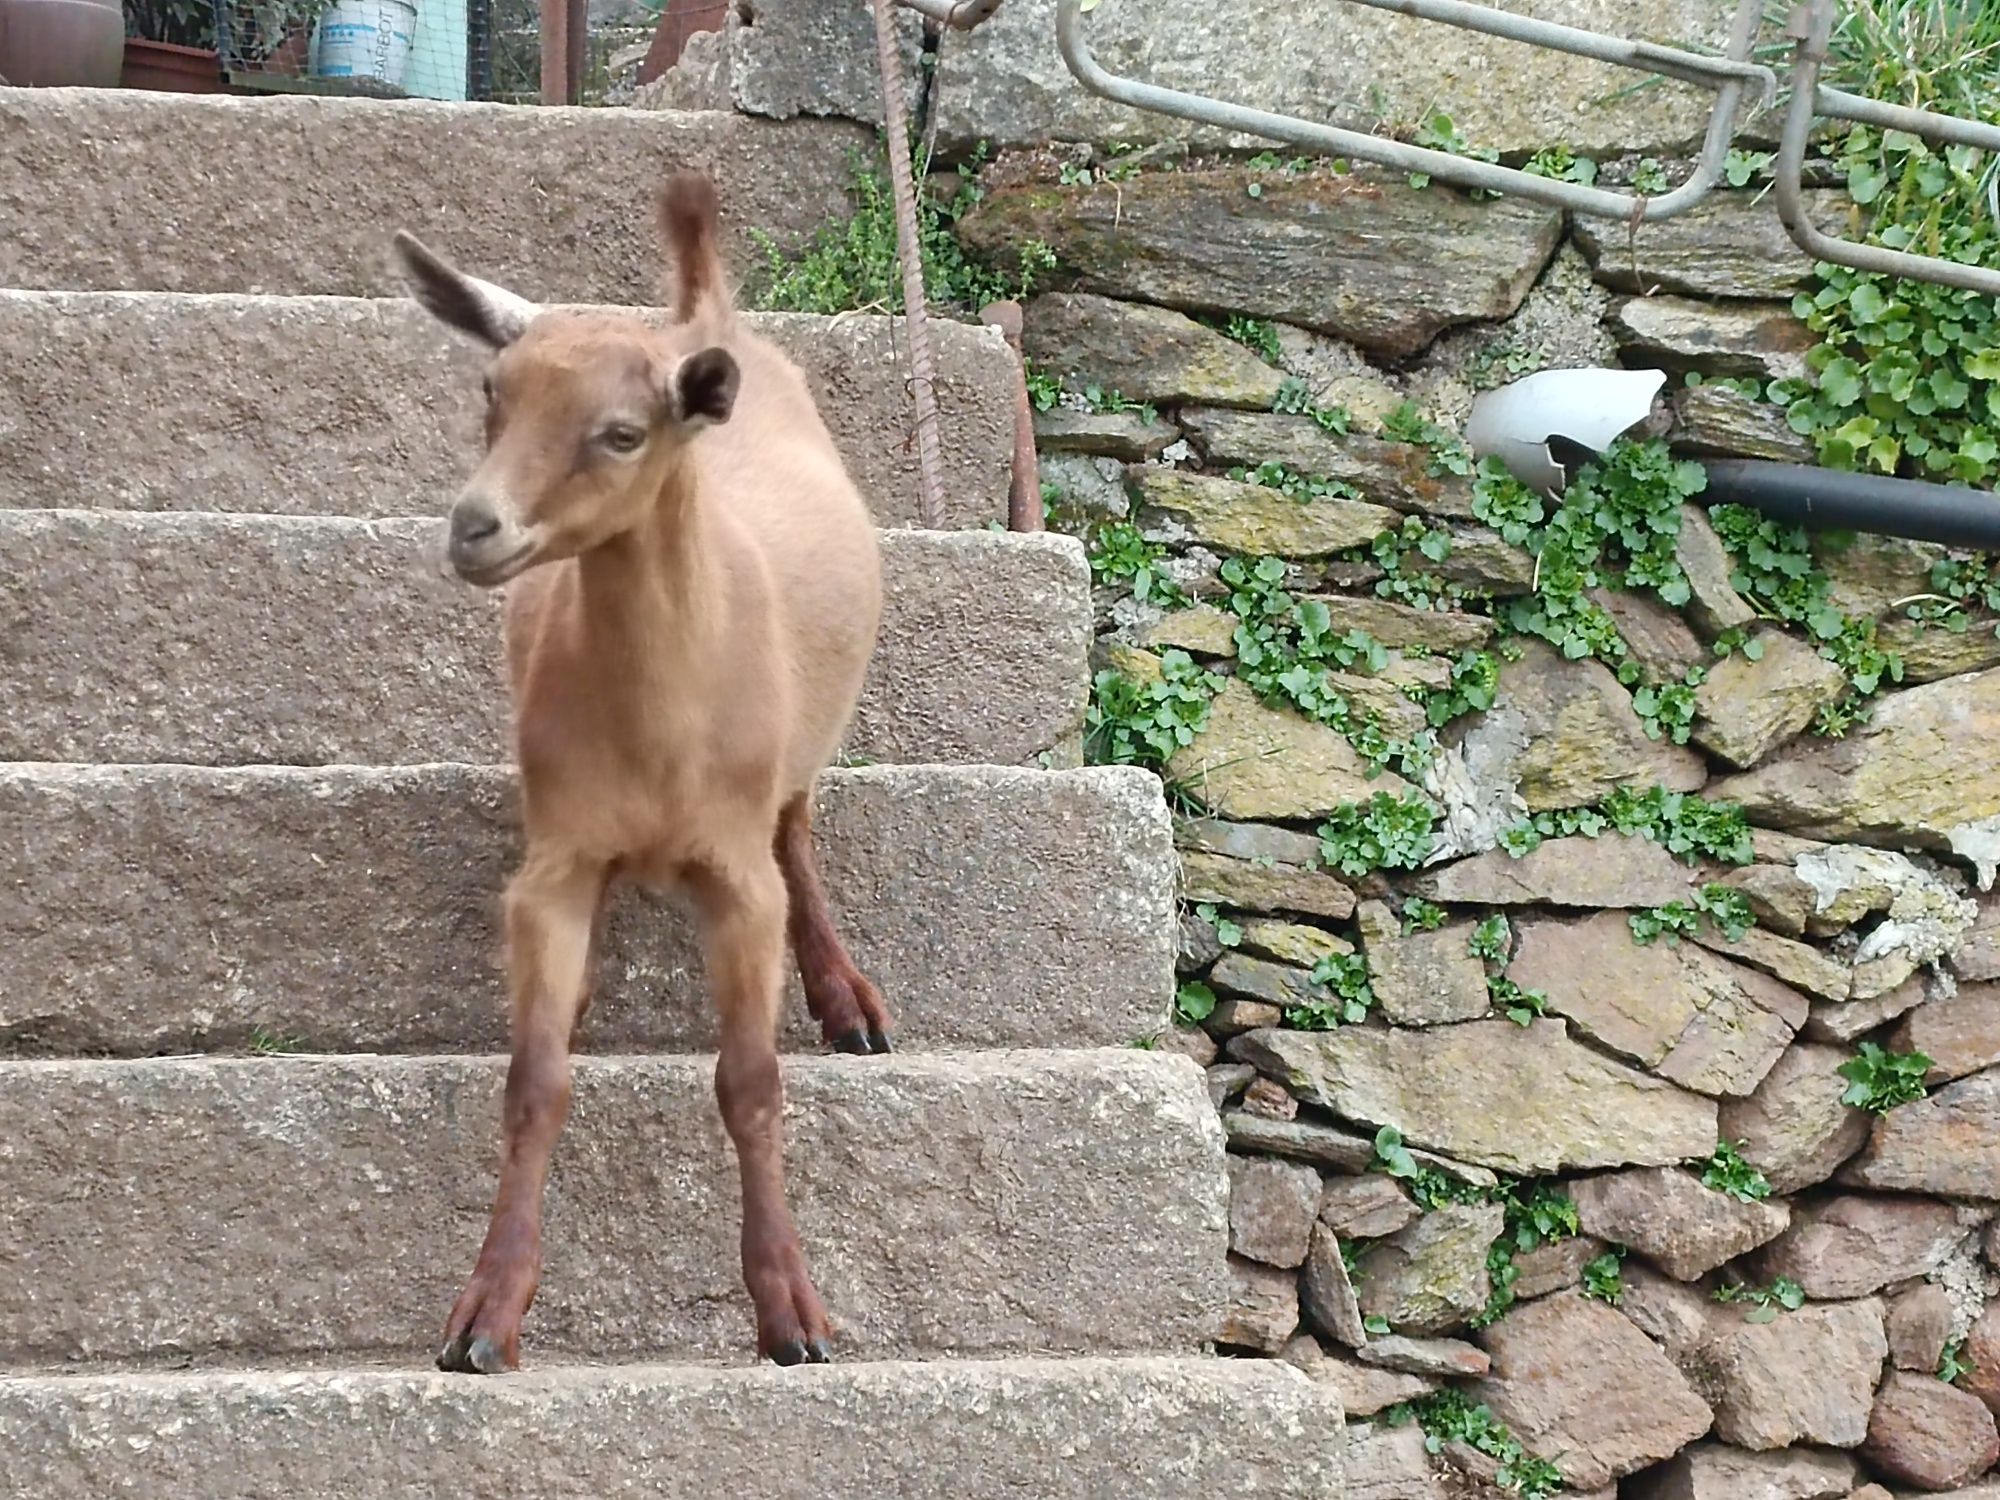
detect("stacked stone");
top-left (1002, 154), bottom-right (2000, 1497)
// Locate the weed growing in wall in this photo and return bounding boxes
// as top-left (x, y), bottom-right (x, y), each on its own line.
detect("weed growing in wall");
top-left (1777, 4), bottom-right (2000, 486)
top-left (1500, 786), bottom-right (1756, 866)
top-left (1700, 1139), bottom-right (1775, 1202)
top-left (1085, 650), bottom-right (1221, 769)
top-left (1837, 1041), bottom-right (1935, 1113)
top-left (1383, 1390), bottom-right (1563, 1498)
top-left (1473, 444), bottom-right (1715, 744)
top-left (1582, 1246), bottom-right (1627, 1304)
top-left (1287, 952), bottom-right (1375, 1028)
top-left (750, 140), bottom-right (1054, 316)
top-left (1317, 793), bottom-right (1439, 877)
top-left (1474, 1182), bottom-right (1581, 1328)
top-left (1707, 505), bottom-right (1904, 727)
top-left (1713, 1275), bottom-right (1807, 1324)
top-left (1086, 521), bottom-right (1186, 607)
top-left (1628, 884), bottom-right (1757, 945)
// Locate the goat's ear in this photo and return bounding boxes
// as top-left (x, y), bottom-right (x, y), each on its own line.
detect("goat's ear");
top-left (392, 231), bottom-right (540, 349)
top-left (675, 347), bottom-right (740, 428)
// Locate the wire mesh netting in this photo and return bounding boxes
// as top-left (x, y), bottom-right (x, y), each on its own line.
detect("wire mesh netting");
top-left (214, 0), bottom-right (494, 98)
top-left (211, 0), bottom-right (688, 101)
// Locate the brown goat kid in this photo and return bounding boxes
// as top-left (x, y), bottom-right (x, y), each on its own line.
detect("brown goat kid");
top-left (393, 172), bottom-right (893, 1374)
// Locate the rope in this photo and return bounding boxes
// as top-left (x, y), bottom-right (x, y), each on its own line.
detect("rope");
top-left (870, 0), bottom-right (948, 530)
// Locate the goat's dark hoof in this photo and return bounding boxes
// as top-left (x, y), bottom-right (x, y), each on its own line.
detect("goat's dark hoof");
top-left (832, 1025), bottom-right (895, 1055)
top-left (768, 1337), bottom-right (835, 1367)
top-left (437, 1331), bottom-right (511, 1374)
top-left (834, 1028), bottom-right (888, 1055)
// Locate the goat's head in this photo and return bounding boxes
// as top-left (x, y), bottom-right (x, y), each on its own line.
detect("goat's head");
top-left (391, 234), bottom-right (739, 587)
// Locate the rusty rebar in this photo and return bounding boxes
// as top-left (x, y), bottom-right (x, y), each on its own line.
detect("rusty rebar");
top-left (871, 0), bottom-right (948, 530)
top-left (979, 301), bottom-right (1044, 532)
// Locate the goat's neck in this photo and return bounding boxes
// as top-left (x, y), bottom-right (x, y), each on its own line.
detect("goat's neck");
top-left (572, 467), bottom-right (721, 722)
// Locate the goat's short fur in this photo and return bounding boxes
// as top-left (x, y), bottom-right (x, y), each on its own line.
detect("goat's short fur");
top-left (395, 172), bottom-right (892, 1374)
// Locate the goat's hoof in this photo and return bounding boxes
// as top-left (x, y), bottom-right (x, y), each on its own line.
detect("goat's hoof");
top-left (769, 1336), bottom-right (835, 1367)
top-left (832, 1026), bottom-right (895, 1056)
top-left (437, 1331), bottom-right (514, 1375)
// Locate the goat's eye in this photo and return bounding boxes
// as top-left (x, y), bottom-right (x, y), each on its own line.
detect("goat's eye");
top-left (600, 425), bottom-right (648, 454)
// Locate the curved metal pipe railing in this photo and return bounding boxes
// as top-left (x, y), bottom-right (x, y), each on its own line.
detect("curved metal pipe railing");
top-left (1050, 0), bottom-right (2000, 298)
top-left (1773, 1), bottom-right (2000, 299)
top-left (1053, 0), bottom-right (1774, 224)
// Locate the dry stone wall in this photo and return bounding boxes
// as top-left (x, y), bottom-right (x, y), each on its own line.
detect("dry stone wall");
top-left (1002, 148), bottom-right (2000, 1497)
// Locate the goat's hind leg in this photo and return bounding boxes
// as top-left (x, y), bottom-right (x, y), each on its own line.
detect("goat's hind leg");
top-left (439, 849), bottom-right (607, 1375)
top-left (775, 790), bottom-right (893, 1055)
top-left (693, 848), bottom-right (834, 1365)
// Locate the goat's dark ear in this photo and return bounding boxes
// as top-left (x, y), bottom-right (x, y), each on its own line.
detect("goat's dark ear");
top-left (675, 347), bottom-right (740, 428)
top-left (392, 231), bottom-right (540, 349)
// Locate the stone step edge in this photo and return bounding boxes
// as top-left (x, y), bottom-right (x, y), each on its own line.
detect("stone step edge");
top-left (0, 1045), bottom-right (1183, 1075)
top-left (0, 1356), bottom-right (1345, 1498)
top-left (0, 1352), bottom-right (1298, 1387)
top-left (0, 759), bottom-right (1172, 1059)
top-left (0, 286), bottom-right (1015, 337)
top-left (0, 1049), bottom-right (1225, 1367)
top-left (0, 289), bottom-right (1018, 532)
top-left (0, 509), bottom-right (1090, 769)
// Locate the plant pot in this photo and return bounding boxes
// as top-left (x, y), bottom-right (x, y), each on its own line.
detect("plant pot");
top-left (121, 35), bottom-right (224, 89)
top-left (311, 0), bottom-right (414, 87)
top-left (0, 0), bottom-right (125, 86)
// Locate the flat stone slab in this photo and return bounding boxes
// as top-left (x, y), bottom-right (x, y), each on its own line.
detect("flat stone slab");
top-left (0, 90), bottom-right (863, 298)
top-left (0, 291), bottom-right (1018, 530)
top-left (1234, 1019), bottom-right (1717, 1174)
top-left (0, 1051), bottom-right (1224, 1366)
top-left (0, 512), bottom-right (1089, 768)
top-left (0, 1357), bottom-right (1345, 1500)
top-left (1576, 188), bottom-right (1853, 300)
top-left (958, 169), bottom-right (1562, 359)
top-left (1711, 666), bottom-right (2000, 858)
top-left (0, 763), bottom-right (1172, 1057)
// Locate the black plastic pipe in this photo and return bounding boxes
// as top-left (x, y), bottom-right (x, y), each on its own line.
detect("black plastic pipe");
top-left (1701, 459), bottom-right (2000, 551)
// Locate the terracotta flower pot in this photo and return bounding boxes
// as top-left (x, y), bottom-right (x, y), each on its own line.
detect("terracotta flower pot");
top-left (0, 0), bottom-right (125, 86)
top-left (120, 34), bottom-right (223, 89)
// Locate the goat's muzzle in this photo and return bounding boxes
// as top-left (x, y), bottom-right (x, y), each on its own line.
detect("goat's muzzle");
top-left (446, 497), bottom-right (534, 586)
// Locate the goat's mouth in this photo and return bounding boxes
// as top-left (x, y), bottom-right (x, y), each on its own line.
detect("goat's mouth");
top-left (453, 543), bottom-right (538, 588)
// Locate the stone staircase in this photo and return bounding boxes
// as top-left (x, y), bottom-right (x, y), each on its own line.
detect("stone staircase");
top-left (0, 88), bottom-right (1343, 1496)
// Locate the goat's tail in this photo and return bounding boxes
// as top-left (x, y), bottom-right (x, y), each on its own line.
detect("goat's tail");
top-left (658, 171), bottom-right (735, 336)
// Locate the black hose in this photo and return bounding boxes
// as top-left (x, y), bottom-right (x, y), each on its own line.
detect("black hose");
top-left (1701, 459), bottom-right (2000, 550)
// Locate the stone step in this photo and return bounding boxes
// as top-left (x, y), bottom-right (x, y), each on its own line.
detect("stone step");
top-left (0, 91), bottom-right (865, 301)
top-left (0, 291), bottom-right (1017, 531)
top-left (0, 511), bottom-right (1088, 767)
top-left (0, 1357), bottom-right (1345, 1499)
top-left (0, 1051), bottom-right (1223, 1367)
top-left (0, 763), bottom-right (1173, 1057)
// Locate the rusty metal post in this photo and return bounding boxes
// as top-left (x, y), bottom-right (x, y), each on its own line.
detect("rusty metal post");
top-left (539, 0), bottom-right (581, 104)
top-left (979, 301), bottom-right (1044, 533)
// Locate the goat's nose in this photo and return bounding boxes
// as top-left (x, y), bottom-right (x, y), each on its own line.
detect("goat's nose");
top-left (450, 502), bottom-right (502, 550)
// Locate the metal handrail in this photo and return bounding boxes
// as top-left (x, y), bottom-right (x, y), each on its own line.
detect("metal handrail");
top-left (1054, 0), bottom-right (1774, 224)
top-left (1052, 0), bottom-right (2000, 296)
top-left (892, 0), bottom-right (1005, 29)
top-left (1773, 1), bottom-right (2000, 297)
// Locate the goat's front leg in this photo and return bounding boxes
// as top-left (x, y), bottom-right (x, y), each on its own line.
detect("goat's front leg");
top-left (439, 849), bottom-right (607, 1375)
top-left (693, 851), bottom-right (833, 1365)
top-left (775, 789), bottom-right (894, 1055)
